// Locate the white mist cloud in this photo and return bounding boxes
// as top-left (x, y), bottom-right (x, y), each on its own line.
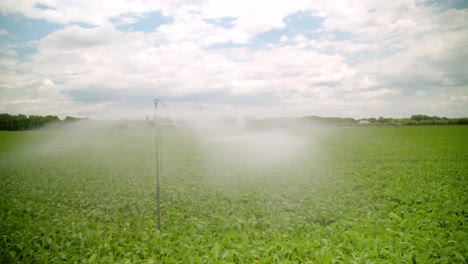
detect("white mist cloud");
top-left (204, 130), bottom-right (306, 167)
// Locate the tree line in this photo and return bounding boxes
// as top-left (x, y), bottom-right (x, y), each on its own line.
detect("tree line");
top-left (0, 114), bottom-right (84, 131)
top-left (302, 114), bottom-right (468, 126)
top-left (1, 113), bottom-right (467, 131)
top-left (248, 114), bottom-right (468, 129)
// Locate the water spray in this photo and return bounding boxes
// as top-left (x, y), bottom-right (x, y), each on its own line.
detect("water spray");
top-left (154, 99), bottom-right (162, 231)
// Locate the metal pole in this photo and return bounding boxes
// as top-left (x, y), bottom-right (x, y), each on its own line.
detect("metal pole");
top-left (154, 99), bottom-right (162, 231)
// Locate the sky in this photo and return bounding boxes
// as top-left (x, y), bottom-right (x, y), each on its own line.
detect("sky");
top-left (0, 0), bottom-right (467, 119)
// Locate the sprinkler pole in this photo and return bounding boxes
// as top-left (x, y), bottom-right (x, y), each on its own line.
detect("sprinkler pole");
top-left (154, 99), bottom-right (162, 231)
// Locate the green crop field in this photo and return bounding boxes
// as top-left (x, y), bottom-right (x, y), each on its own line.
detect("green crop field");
top-left (1, 125), bottom-right (467, 263)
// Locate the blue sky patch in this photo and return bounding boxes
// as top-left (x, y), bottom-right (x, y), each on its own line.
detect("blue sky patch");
top-left (34, 3), bottom-right (54, 10)
top-left (0, 14), bottom-right (63, 42)
top-left (15, 45), bottom-right (38, 61)
top-left (115, 12), bottom-right (173, 33)
top-left (204, 17), bottom-right (237, 29)
top-left (254, 10), bottom-right (324, 44)
top-left (283, 10), bottom-right (324, 32)
top-left (423, 0), bottom-right (468, 10)
top-left (0, 14), bottom-right (64, 60)
top-left (328, 31), bottom-right (352, 41)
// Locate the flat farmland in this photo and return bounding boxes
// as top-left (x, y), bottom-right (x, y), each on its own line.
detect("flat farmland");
top-left (0, 125), bottom-right (467, 263)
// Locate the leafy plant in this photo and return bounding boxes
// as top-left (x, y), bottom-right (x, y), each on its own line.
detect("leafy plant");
top-left (0, 126), bottom-right (466, 263)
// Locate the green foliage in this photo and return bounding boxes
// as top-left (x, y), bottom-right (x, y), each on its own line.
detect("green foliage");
top-left (0, 114), bottom-right (81, 131)
top-left (254, 115), bottom-right (468, 128)
top-left (0, 126), bottom-right (467, 263)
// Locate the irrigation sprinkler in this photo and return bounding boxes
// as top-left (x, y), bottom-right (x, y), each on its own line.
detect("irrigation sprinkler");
top-left (152, 100), bottom-right (193, 231)
top-left (154, 99), bottom-right (162, 231)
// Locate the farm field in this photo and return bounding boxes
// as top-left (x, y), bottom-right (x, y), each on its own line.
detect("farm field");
top-left (0, 125), bottom-right (467, 263)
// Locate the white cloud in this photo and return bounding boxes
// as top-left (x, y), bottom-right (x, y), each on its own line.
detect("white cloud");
top-left (0, 0), bottom-right (165, 25)
top-left (40, 25), bottom-right (121, 49)
top-left (0, 46), bottom-right (17, 56)
top-left (0, 0), bottom-right (467, 118)
top-left (321, 0), bottom-right (426, 39)
top-left (156, 17), bottom-right (250, 46)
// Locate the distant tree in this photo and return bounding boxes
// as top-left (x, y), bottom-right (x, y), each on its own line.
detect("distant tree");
top-left (411, 114), bottom-right (433, 122)
top-left (0, 114), bottom-right (12, 130)
top-left (19, 114), bottom-right (30, 130)
top-left (64, 116), bottom-right (80, 122)
top-left (0, 114), bottom-right (84, 131)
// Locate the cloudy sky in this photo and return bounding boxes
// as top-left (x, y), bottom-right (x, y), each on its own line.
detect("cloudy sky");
top-left (0, 0), bottom-right (467, 119)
